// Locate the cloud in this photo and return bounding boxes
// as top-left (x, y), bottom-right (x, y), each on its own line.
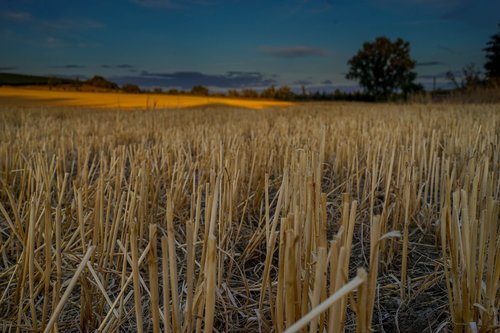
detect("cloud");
top-left (260, 46), bottom-right (329, 58)
top-left (1, 10), bottom-right (103, 30)
top-left (0, 66), bottom-right (17, 71)
top-left (416, 61), bottom-right (443, 67)
top-left (111, 71), bottom-right (278, 89)
top-left (321, 80), bottom-right (333, 85)
top-left (1, 11), bottom-right (32, 22)
top-left (50, 64), bottom-right (87, 69)
top-left (292, 80), bottom-right (313, 86)
top-left (102, 64), bottom-right (136, 69)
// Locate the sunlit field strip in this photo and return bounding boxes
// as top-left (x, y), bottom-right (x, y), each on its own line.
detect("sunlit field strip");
top-left (0, 87), bottom-right (291, 109)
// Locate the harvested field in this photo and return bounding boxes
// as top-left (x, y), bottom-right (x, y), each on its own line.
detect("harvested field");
top-left (0, 103), bottom-right (498, 332)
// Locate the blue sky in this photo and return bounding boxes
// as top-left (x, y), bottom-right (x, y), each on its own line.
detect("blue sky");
top-left (0, 0), bottom-right (498, 91)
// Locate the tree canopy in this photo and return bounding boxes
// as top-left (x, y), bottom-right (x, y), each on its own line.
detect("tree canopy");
top-left (122, 83), bottom-right (141, 93)
top-left (190, 85), bottom-right (209, 96)
top-left (484, 23), bottom-right (500, 80)
top-left (346, 37), bottom-right (419, 100)
top-left (86, 76), bottom-right (118, 90)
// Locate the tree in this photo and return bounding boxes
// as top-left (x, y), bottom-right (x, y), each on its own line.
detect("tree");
top-left (86, 75), bottom-right (118, 90)
top-left (484, 23), bottom-right (500, 80)
top-left (274, 86), bottom-right (295, 100)
top-left (346, 37), bottom-right (418, 100)
top-left (242, 89), bottom-right (258, 98)
top-left (446, 63), bottom-right (482, 89)
top-left (190, 85), bottom-right (209, 96)
top-left (260, 86), bottom-right (276, 99)
top-left (122, 83), bottom-right (141, 93)
top-left (227, 89), bottom-right (240, 97)
top-left (47, 76), bottom-right (63, 89)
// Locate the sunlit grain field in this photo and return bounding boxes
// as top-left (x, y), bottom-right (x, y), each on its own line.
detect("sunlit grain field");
top-left (0, 87), bottom-right (290, 109)
top-left (0, 103), bottom-right (498, 332)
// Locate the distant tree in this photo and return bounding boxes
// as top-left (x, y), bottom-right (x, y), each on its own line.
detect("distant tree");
top-left (260, 86), bottom-right (276, 99)
top-left (86, 75), bottom-right (118, 90)
top-left (275, 86), bottom-right (295, 100)
top-left (72, 77), bottom-right (82, 90)
top-left (333, 89), bottom-right (343, 100)
top-left (446, 63), bottom-right (482, 89)
top-left (153, 87), bottom-right (163, 94)
top-left (47, 76), bottom-right (63, 89)
top-left (167, 88), bottom-right (179, 95)
top-left (190, 85), bottom-right (209, 96)
top-left (484, 23), bottom-right (500, 80)
top-left (122, 83), bottom-right (141, 93)
top-left (346, 37), bottom-right (418, 100)
top-left (242, 89), bottom-right (258, 98)
top-left (227, 89), bottom-right (240, 97)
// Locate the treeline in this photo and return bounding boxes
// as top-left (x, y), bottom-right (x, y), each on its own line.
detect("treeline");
top-left (132, 84), bottom-right (380, 102)
top-left (69, 77), bottom-right (379, 102)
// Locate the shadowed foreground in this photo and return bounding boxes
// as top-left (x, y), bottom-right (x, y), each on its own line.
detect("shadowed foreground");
top-left (0, 104), bottom-right (498, 332)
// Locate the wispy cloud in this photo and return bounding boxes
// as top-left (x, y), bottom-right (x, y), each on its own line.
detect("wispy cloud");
top-left (102, 64), bottom-right (136, 69)
top-left (50, 64), bottom-right (87, 69)
top-left (416, 61), bottom-right (443, 67)
top-left (260, 46), bottom-right (329, 58)
top-left (1, 10), bottom-right (103, 30)
top-left (111, 71), bottom-right (278, 89)
top-left (292, 79), bottom-right (313, 86)
top-left (2, 11), bottom-right (32, 22)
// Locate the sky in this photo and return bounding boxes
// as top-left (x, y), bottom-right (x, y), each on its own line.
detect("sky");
top-left (0, 0), bottom-right (499, 91)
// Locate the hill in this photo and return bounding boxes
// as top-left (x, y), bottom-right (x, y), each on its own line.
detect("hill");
top-left (0, 72), bottom-right (52, 86)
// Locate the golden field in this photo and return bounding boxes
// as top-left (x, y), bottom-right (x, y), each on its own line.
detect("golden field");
top-left (0, 87), bottom-right (291, 109)
top-left (0, 103), bottom-right (498, 332)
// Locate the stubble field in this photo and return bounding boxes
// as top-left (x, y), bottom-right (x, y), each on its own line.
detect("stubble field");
top-left (0, 103), bottom-right (498, 332)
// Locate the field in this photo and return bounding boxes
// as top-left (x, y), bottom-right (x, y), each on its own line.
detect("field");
top-left (0, 102), bottom-right (499, 332)
top-left (0, 87), bottom-right (290, 110)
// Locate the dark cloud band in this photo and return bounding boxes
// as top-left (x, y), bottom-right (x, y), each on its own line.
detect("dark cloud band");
top-left (260, 46), bottom-right (329, 58)
top-left (111, 71), bottom-right (278, 89)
